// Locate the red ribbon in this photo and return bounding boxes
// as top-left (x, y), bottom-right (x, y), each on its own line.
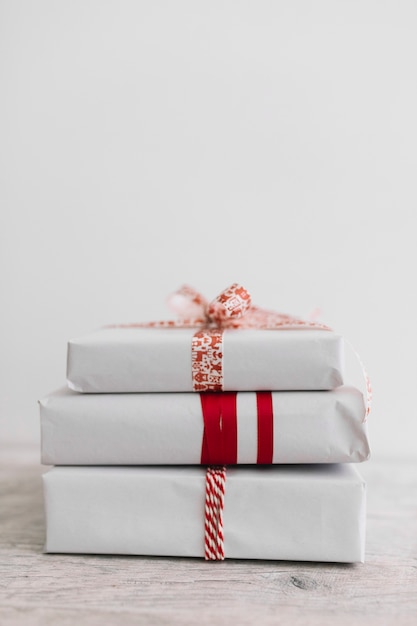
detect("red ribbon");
top-left (200, 391), bottom-right (274, 465)
top-left (200, 393), bottom-right (237, 464)
top-left (256, 391), bottom-right (274, 464)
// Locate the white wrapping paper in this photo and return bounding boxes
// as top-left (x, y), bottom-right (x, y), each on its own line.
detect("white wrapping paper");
top-left (66, 327), bottom-right (344, 393)
top-left (43, 464), bottom-right (366, 562)
top-left (40, 386), bottom-right (369, 465)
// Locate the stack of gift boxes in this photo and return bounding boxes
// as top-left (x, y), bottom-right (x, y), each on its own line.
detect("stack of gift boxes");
top-left (40, 284), bottom-right (370, 562)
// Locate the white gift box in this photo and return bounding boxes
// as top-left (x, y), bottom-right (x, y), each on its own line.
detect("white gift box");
top-left (39, 386), bottom-right (369, 465)
top-left (43, 464), bottom-right (366, 562)
top-left (66, 327), bottom-right (344, 393)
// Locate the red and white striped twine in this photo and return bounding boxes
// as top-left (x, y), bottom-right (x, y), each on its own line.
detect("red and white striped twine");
top-left (204, 467), bottom-right (227, 561)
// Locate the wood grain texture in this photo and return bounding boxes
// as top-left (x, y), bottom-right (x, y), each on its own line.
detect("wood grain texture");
top-left (1, 450), bottom-right (416, 626)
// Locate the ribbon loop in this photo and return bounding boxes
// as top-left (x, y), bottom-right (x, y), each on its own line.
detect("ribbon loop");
top-left (166, 285), bottom-right (208, 320)
top-left (206, 283), bottom-right (251, 326)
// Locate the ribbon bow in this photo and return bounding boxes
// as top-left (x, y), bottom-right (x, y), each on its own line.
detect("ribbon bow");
top-left (165, 283), bottom-right (331, 331)
top-left (167, 283), bottom-right (251, 327)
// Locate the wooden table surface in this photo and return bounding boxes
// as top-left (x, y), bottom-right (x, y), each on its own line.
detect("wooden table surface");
top-left (1, 447), bottom-right (416, 626)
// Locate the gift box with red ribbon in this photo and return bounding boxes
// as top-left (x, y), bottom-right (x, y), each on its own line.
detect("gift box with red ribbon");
top-left (40, 385), bottom-right (370, 466)
top-left (43, 464), bottom-right (366, 563)
top-left (41, 283), bottom-right (371, 563)
top-left (66, 284), bottom-right (345, 393)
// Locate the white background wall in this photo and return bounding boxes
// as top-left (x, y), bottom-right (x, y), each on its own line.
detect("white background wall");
top-left (1, 1), bottom-right (416, 460)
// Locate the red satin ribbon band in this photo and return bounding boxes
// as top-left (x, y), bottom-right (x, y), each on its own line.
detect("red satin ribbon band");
top-left (201, 393), bottom-right (237, 465)
top-left (200, 391), bottom-right (274, 465)
top-left (256, 392), bottom-right (274, 464)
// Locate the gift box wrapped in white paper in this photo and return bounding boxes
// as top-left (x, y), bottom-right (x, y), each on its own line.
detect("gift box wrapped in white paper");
top-left (66, 327), bottom-right (344, 393)
top-left (39, 386), bottom-right (369, 465)
top-left (43, 464), bottom-right (366, 562)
